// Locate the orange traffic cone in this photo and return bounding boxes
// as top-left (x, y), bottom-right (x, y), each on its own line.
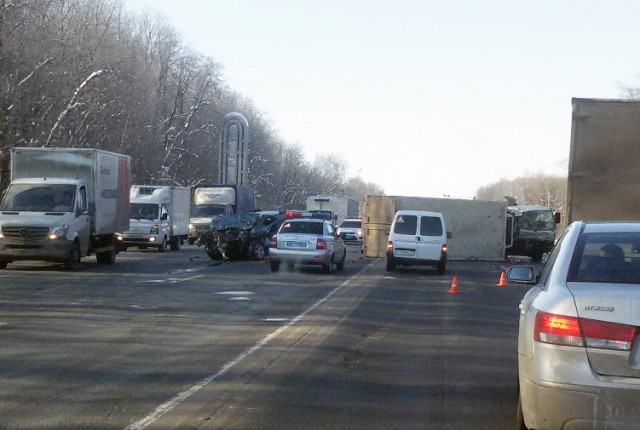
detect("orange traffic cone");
top-left (448, 276), bottom-right (462, 294)
top-left (497, 271), bottom-right (509, 287)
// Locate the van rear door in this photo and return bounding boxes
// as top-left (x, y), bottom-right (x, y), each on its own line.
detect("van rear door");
top-left (415, 214), bottom-right (445, 261)
top-left (391, 213), bottom-right (418, 258)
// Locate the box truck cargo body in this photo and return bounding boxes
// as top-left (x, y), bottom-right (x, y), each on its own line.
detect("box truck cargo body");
top-left (568, 98), bottom-right (640, 223)
top-left (305, 195), bottom-right (359, 226)
top-left (122, 185), bottom-right (190, 251)
top-left (363, 195), bottom-right (507, 261)
top-left (0, 147), bottom-right (131, 268)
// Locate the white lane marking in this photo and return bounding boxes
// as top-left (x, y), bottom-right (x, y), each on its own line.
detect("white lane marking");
top-left (0, 322), bottom-right (8, 327)
top-left (229, 297), bottom-right (251, 301)
top-left (123, 261), bottom-right (374, 430)
top-left (264, 318), bottom-right (289, 322)
top-left (138, 275), bottom-right (204, 285)
top-left (215, 291), bottom-right (254, 296)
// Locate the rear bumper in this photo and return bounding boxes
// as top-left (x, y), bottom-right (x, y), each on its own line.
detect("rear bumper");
top-left (519, 349), bottom-right (640, 429)
top-left (269, 248), bottom-right (331, 266)
top-left (121, 233), bottom-right (162, 246)
top-left (386, 251), bottom-right (443, 267)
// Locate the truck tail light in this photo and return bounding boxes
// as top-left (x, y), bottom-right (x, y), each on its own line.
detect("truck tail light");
top-left (269, 236), bottom-right (277, 248)
top-left (534, 311), bottom-right (637, 350)
top-left (316, 239), bottom-right (327, 250)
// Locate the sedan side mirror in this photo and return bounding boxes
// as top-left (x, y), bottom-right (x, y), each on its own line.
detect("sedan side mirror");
top-left (506, 265), bottom-right (536, 284)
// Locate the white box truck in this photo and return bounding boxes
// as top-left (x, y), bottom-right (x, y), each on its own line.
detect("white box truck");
top-left (305, 195), bottom-right (359, 226)
top-left (0, 147), bottom-right (131, 269)
top-left (122, 185), bottom-right (190, 252)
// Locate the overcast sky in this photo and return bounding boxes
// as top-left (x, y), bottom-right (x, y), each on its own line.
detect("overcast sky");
top-left (124, 0), bottom-right (640, 198)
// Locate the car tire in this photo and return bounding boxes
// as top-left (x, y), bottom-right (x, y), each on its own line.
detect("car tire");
top-left (250, 241), bottom-right (266, 260)
top-left (323, 255), bottom-right (334, 274)
top-left (206, 246), bottom-right (222, 260)
top-left (270, 261), bottom-right (280, 272)
top-left (158, 237), bottom-right (167, 252)
top-left (336, 250), bottom-right (346, 271)
top-left (516, 394), bottom-right (529, 430)
top-left (64, 242), bottom-right (82, 271)
top-left (386, 258), bottom-right (395, 272)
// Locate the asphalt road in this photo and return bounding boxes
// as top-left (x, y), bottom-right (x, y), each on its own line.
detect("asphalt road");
top-left (0, 245), bottom-right (526, 429)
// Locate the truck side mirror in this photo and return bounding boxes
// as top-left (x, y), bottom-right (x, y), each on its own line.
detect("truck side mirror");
top-left (385, 229), bottom-right (390, 235)
top-left (554, 211), bottom-right (561, 224)
top-left (161, 213), bottom-right (168, 221)
top-left (447, 232), bottom-right (452, 239)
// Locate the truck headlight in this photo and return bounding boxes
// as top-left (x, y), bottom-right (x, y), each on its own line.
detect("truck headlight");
top-left (357, 229), bottom-right (362, 237)
top-left (49, 226), bottom-right (69, 240)
top-left (150, 225), bottom-right (160, 234)
top-left (189, 223), bottom-right (194, 231)
top-left (0, 227), bottom-right (4, 239)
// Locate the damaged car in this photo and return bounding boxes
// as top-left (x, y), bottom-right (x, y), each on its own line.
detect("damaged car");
top-left (202, 211), bottom-right (286, 261)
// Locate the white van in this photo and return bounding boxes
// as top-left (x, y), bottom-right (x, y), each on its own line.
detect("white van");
top-left (386, 210), bottom-right (449, 274)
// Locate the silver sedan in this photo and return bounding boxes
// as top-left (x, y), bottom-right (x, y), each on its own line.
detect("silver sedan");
top-left (508, 221), bottom-right (640, 430)
top-left (268, 219), bottom-right (346, 273)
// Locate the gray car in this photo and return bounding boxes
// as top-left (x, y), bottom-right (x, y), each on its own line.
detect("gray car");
top-left (268, 218), bottom-right (346, 273)
top-left (507, 221), bottom-right (640, 430)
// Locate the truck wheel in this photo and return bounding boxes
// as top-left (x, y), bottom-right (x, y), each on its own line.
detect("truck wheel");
top-left (188, 238), bottom-right (195, 245)
top-left (169, 237), bottom-right (180, 251)
top-left (158, 237), bottom-right (167, 252)
top-left (0, 261), bottom-right (8, 269)
top-left (64, 243), bottom-right (82, 270)
top-left (207, 247), bottom-right (222, 260)
top-left (96, 249), bottom-right (115, 264)
top-left (270, 261), bottom-right (280, 272)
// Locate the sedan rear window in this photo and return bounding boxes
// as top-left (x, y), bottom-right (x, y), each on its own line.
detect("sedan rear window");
top-left (568, 232), bottom-right (640, 284)
top-left (340, 221), bottom-right (361, 228)
top-left (280, 221), bottom-right (324, 235)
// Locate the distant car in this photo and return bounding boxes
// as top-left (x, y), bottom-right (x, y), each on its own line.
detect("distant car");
top-left (337, 218), bottom-right (363, 244)
top-left (508, 221), bottom-right (640, 430)
top-left (268, 218), bottom-right (346, 273)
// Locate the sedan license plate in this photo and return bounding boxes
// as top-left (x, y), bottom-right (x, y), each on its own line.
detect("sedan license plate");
top-left (395, 249), bottom-right (415, 256)
top-left (286, 241), bottom-right (307, 248)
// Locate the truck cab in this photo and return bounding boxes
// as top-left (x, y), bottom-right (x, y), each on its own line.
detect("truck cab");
top-left (506, 204), bottom-right (560, 262)
top-left (0, 178), bottom-right (91, 269)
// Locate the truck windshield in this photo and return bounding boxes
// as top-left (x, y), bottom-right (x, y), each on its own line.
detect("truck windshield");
top-left (518, 210), bottom-right (555, 230)
top-left (131, 203), bottom-right (159, 220)
top-left (192, 205), bottom-right (226, 217)
top-left (1, 183), bottom-right (76, 212)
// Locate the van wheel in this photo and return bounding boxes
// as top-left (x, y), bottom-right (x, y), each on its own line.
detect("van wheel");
top-left (169, 237), bottom-right (180, 251)
top-left (386, 259), bottom-right (395, 272)
top-left (64, 242), bottom-right (82, 270)
top-left (437, 260), bottom-right (446, 275)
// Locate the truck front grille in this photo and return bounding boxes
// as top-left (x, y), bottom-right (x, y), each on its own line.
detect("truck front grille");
top-left (2, 226), bottom-right (50, 243)
top-left (195, 224), bottom-right (210, 234)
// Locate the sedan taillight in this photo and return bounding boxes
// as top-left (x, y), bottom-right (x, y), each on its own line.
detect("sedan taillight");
top-left (534, 311), bottom-right (638, 351)
top-left (269, 236), bottom-right (277, 248)
top-left (316, 239), bottom-right (327, 250)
